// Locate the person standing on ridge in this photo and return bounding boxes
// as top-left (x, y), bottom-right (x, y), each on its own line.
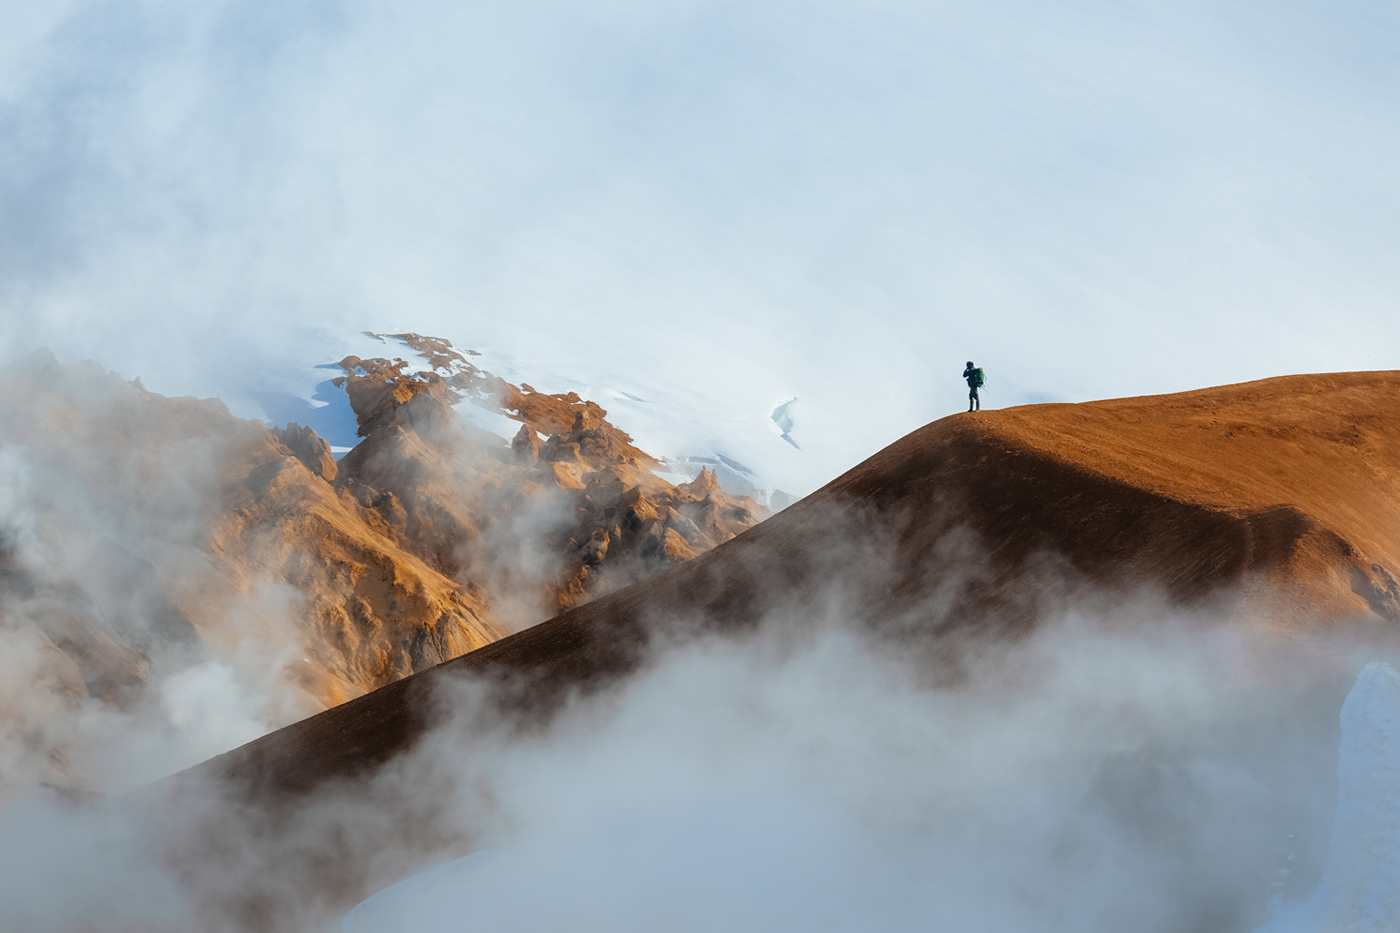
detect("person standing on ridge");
top-left (963, 361), bottom-right (984, 412)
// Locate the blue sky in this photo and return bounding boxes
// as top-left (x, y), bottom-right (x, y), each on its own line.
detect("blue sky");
top-left (1, 0), bottom-right (1397, 492)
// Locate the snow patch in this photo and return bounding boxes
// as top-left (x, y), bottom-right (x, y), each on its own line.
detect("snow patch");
top-left (241, 331), bottom-right (393, 451)
top-left (234, 329), bottom-right (814, 497)
top-left (770, 397), bottom-right (799, 450)
top-left (340, 852), bottom-right (495, 933)
top-left (1257, 662), bottom-right (1400, 932)
top-left (450, 398), bottom-right (521, 443)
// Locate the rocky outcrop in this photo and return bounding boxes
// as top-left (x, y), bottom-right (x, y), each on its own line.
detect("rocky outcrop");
top-left (275, 422), bottom-right (337, 481)
top-left (332, 333), bottom-right (768, 617)
top-left (1353, 562), bottom-right (1400, 624)
top-left (0, 351), bottom-right (508, 725)
top-left (208, 431), bottom-right (502, 705)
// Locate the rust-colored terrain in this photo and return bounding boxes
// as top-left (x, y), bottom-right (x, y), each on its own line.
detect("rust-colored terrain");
top-left (201, 372), bottom-right (1400, 796)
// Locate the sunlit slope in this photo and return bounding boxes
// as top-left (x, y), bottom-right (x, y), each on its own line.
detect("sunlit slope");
top-left (197, 372), bottom-right (1400, 799)
top-left (837, 370), bottom-right (1400, 627)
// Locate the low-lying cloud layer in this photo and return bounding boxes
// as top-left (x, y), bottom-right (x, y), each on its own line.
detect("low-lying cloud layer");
top-left (367, 615), bottom-right (1347, 933)
top-left (0, 587), bottom-right (1370, 932)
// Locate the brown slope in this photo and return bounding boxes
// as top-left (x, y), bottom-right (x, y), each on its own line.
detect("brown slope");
top-left (970, 372), bottom-right (1400, 623)
top-left (193, 371), bottom-right (1400, 803)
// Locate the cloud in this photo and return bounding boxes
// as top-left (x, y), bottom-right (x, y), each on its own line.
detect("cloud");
top-left (2, 0), bottom-right (1398, 493)
top-left (336, 601), bottom-right (1357, 932)
top-left (0, 790), bottom-right (190, 933)
top-left (0, 355), bottom-right (311, 796)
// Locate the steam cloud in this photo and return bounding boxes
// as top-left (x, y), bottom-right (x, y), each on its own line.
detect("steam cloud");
top-left (0, 360), bottom-right (1372, 929)
top-left (0, 579), bottom-right (1366, 932)
top-left (340, 613), bottom-right (1346, 933)
top-left (0, 357), bottom-right (303, 796)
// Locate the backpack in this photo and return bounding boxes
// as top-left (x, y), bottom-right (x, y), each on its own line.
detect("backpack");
top-left (973, 367), bottom-right (985, 388)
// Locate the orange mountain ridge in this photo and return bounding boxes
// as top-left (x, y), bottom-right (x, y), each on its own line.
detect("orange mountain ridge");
top-left (189, 369), bottom-right (1400, 789)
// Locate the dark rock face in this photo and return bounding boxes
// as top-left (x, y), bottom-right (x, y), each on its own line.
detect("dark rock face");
top-left (1353, 563), bottom-right (1400, 624)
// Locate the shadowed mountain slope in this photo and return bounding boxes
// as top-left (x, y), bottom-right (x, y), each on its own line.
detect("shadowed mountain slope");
top-left (196, 371), bottom-right (1400, 801)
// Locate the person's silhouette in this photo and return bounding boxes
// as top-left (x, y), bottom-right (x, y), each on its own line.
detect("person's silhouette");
top-left (962, 361), bottom-right (982, 412)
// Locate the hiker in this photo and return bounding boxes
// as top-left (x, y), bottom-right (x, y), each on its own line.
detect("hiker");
top-left (963, 361), bottom-right (984, 412)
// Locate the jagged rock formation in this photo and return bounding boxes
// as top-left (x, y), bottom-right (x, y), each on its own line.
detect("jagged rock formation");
top-left (0, 338), bottom-right (766, 791)
top-left (206, 427), bottom-right (502, 707)
top-left (332, 333), bottom-right (764, 616)
top-left (276, 422), bottom-right (337, 481)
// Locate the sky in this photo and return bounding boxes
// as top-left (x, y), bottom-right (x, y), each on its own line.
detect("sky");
top-left (3, 8), bottom-right (1400, 924)
top-left (1, 0), bottom-right (1397, 494)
